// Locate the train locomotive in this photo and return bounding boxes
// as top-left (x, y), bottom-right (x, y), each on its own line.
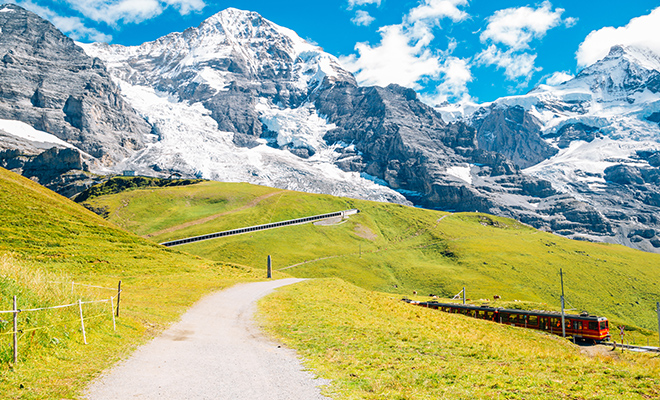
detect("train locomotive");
top-left (403, 299), bottom-right (610, 342)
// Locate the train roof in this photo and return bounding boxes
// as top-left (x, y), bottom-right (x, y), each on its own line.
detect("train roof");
top-left (405, 300), bottom-right (607, 321)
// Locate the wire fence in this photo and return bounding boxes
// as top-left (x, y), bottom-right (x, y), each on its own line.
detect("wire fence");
top-left (0, 280), bottom-right (122, 364)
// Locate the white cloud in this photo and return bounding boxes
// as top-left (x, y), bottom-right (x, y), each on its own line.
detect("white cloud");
top-left (347, 0), bottom-right (381, 9)
top-left (341, 0), bottom-right (471, 100)
top-left (576, 7), bottom-right (660, 67)
top-left (476, 2), bottom-right (573, 82)
top-left (434, 56), bottom-right (472, 102)
top-left (61, 0), bottom-right (205, 25)
top-left (352, 10), bottom-right (375, 26)
top-left (407, 0), bottom-right (469, 24)
top-left (545, 71), bottom-right (574, 86)
top-left (480, 1), bottom-right (565, 51)
top-left (14, 0), bottom-right (112, 42)
top-left (475, 45), bottom-right (539, 80)
top-left (340, 24), bottom-right (442, 89)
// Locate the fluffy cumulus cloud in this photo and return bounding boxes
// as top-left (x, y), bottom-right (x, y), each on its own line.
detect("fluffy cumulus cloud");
top-left (352, 10), bottom-right (375, 26)
top-left (15, 0), bottom-right (112, 41)
top-left (61, 0), bottom-right (206, 25)
top-left (340, 24), bottom-right (441, 89)
top-left (576, 7), bottom-right (660, 67)
top-left (406, 0), bottom-right (469, 24)
top-left (480, 1), bottom-right (565, 50)
top-left (435, 56), bottom-right (472, 102)
top-left (476, 45), bottom-right (538, 80)
top-left (477, 1), bottom-right (571, 81)
top-left (341, 0), bottom-right (470, 99)
top-left (545, 71), bottom-right (574, 86)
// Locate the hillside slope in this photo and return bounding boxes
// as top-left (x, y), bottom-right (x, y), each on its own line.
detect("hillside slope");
top-left (80, 179), bottom-right (660, 332)
top-left (260, 278), bottom-right (660, 399)
top-left (0, 168), bottom-right (261, 399)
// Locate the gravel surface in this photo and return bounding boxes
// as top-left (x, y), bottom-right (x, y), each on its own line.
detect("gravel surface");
top-left (84, 278), bottom-right (330, 399)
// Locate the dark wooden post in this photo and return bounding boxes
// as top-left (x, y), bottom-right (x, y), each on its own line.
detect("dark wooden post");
top-left (116, 280), bottom-right (122, 317)
top-left (267, 255), bottom-right (272, 279)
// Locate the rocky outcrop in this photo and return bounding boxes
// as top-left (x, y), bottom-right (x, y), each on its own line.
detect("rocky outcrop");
top-left (544, 123), bottom-right (602, 149)
top-left (0, 146), bottom-right (102, 197)
top-left (471, 105), bottom-right (558, 168)
top-left (0, 4), bottom-right (151, 165)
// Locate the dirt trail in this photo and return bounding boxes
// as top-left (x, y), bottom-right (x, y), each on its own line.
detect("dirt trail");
top-left (145, 190), bottom-right (285, 238)
top-left (84, 278), bottom-right (329, 400)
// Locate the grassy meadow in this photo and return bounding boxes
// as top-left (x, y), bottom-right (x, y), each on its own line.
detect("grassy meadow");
top-left (0, 169), bottom-right (264, 399)
top-left (259, 278), bottom-right (660, 399)
top-left (2, 170), bottom-right (659, 399)
top-left (82, 178), bottom-right (660, 333)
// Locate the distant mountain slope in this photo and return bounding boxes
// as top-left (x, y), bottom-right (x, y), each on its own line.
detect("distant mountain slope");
top-left (444, 45), bottom-right (660, 252)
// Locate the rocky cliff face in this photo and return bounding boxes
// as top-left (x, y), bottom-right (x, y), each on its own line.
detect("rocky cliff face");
top-left (0, 3), bottom-right (151, 192)
top-left (442, 45), bottom-right (660, 252)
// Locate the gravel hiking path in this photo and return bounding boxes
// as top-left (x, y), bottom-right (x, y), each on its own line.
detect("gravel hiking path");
top-left (84, 278), bottom-right (330, 400)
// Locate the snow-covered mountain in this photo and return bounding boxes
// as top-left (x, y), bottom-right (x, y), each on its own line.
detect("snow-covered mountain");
top-left (444, 45), bottom-right (660, 251)
top-left (80, 8), bottom-right (562, 218)
top-left (77, 8), bottom-right (411, 203)
top-left (3, 5), bottom-right (660, 252)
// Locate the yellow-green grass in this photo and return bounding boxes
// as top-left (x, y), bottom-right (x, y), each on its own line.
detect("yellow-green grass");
top-left (258, 278), bottom-right (660, 399)
top-left (82, 180), bottom-right (660, 333)
top-left (0, 168), bottom-right (266, 399)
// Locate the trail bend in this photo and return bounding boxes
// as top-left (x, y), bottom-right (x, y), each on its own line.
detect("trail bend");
top-left (84, 278), bottom-right (329, 400)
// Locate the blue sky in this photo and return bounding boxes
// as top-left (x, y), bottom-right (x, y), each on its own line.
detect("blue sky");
top-left (9, 1), bottom-right (660, 104)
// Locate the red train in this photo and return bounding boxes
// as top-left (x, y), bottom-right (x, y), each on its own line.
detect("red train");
top-left (404, 299), bottom-right (610, 342)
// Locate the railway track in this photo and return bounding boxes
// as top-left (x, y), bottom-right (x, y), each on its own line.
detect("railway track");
top-left (602, 342), bottom-right (660, 353)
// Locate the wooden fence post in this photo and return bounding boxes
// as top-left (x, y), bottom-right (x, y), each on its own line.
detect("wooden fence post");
top-left (12, 296), bottom-right (18, 364)
top-left (116, 281), bottom-right (122, 317)
top-left (267, 256), bottom-right (272, 279)
top-left (78, 299), bottom-right (87, 345)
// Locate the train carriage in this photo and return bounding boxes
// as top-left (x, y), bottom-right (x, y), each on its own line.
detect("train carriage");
top-left (405, 300), bottom-right (610, 342)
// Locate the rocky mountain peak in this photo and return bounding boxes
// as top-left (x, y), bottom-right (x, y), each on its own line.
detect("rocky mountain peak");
top-left (200, 7), bottom-right (275, 40)
top-left (573, 44), bottom-right (660, 99)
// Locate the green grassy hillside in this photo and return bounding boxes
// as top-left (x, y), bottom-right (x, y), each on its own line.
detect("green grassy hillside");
top-left (80, 179), bottom-right (660, 333)
top-left (0, 168), bottom-right (262, 399)
top-left (260, 278), bottom-right (660, 399)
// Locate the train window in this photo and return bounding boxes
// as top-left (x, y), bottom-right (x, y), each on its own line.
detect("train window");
top-left (528, 315), bottom-right (538, 326)
top-left (565, 320), bottom-right (572, 329)
top-left (487, 312), bottom-right (493, 319)
top-left (588, 321), bottom-right (597, 330)
top-left (599, 321), bottom-right (608, 330)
